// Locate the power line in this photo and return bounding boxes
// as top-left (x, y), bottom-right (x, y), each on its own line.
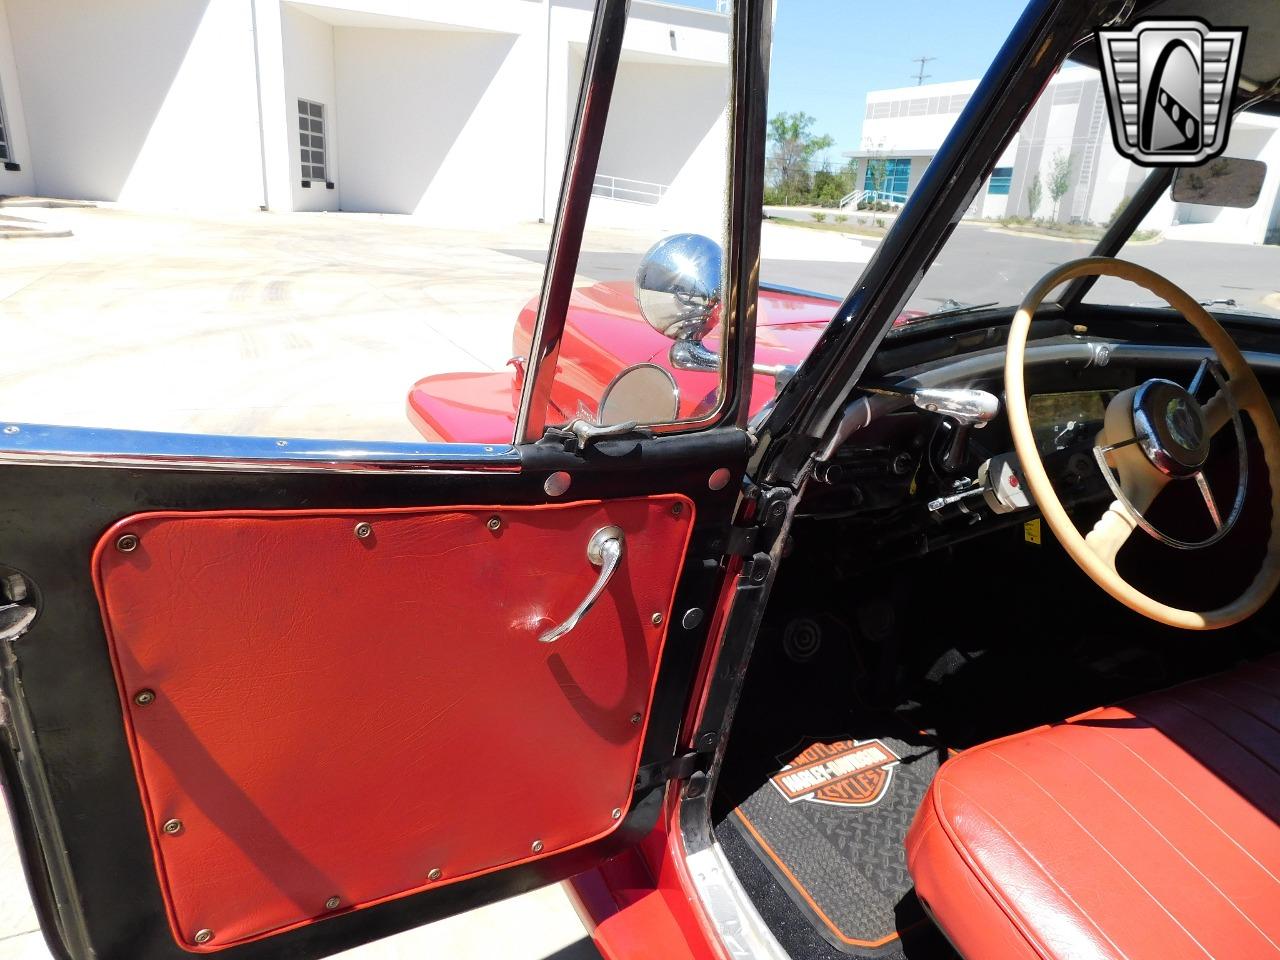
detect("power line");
top-left (911, 56), bottom-right (937, 86)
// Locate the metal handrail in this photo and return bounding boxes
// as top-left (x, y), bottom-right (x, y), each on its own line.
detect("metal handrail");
top-left (591, 174), bottom-right (668, 205)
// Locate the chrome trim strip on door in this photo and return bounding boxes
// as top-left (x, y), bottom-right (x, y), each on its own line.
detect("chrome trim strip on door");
top-left (515, 0), bottom-right (631, 443)
top-left (685, 845), bottom-right (790, 960)
top-left (0, 423), bottom-right (521, 473)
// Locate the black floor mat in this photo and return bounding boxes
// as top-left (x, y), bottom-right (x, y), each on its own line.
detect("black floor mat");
top-left (722, 734), bottom-right (942, 957)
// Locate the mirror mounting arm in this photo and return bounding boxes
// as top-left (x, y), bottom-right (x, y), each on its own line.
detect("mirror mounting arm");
top-left (669, 340), bottom-right (720, 373)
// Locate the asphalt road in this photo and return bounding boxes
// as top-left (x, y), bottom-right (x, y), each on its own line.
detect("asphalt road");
top-left (509, 226), bottom-right (1280, 318)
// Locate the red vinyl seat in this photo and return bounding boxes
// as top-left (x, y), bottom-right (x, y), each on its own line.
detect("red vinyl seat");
top-left (906, 655), bottom-right (1280, 960)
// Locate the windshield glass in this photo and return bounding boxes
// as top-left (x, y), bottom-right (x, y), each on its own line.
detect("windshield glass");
top-left (900, 64), bottom-right (1280, 320)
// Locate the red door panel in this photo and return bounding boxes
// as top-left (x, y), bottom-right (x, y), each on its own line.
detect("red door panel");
top-left (92, 496), bottom-right (694, 952)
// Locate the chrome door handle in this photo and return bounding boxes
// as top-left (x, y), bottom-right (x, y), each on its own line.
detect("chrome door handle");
top-left (539, 525), bottom-right (624, 643)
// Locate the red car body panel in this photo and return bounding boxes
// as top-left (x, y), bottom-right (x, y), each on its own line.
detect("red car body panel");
top-left (566, 791), bottom-right (727, 960)
top-left (406, 282), bottom-right (864, 444)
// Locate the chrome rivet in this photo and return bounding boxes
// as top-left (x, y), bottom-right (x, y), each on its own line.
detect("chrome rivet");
top-left (682, 608), bottom-right (705, 630)
top-left (116, 534), bottom-right (139, 553)
top-left (134, 689), bottom-right (156, 706)
top-left (354, 522), bottom-right (372, 539)
top-left (162, 819), bottom-right (183, 836)
top-left (630, 712), bottom-right (642, 725)
top-left (2, 425), bottom-right (17, 435)
top-left (671, 502), bottom-right (684, 517)
top-left (544, 471), bottom-right (571, 497)
top-left (427, 868), bottom-right (442, 882)
top-left (611, 808), bottom-right (622, 820)
top-left (531, 840), bottom-right (544, 853)
top-left (275, 439), bottom-right (288, 447)
top-left (324, 896), bottom-right (341, 911)
top-left (708, 467), bottom-right (731, 491)
top-left (651, 612), bottom-right (664, 626)
top-left (193, 929), bottom-right (214, 945)
top-left (487, 516), bottom-right (502, 531)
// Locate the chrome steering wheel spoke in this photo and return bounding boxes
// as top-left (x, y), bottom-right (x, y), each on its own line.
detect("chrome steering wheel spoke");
top-left (1194, 471), bottom-right (1223, 531)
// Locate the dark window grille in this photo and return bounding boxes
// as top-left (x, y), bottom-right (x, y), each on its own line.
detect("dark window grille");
top-left (298, 99), bottom-right (327, 182)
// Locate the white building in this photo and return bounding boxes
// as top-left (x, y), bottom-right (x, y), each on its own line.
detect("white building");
top-left (847, 68), bottom-right (1280, 244)
top-left (0, 0), bottom-right (730, 225)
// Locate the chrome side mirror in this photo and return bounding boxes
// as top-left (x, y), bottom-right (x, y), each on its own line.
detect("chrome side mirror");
top-left (634, 234), bottom-right (722, 342)
top-left (598, 363), bottom-right (680, 426)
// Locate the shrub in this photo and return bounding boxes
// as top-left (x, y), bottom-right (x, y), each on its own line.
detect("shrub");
top-left (812, 212), bottom-right (827, 223)
top-left (834, 214), bottom-right (848, 224)
top-left (875, 217), bottom-right (886, 228)
top-left (763, 187), bottom-right (785, 206)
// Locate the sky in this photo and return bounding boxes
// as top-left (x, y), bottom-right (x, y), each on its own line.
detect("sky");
top-left (678, 0), bottom-right (1031, 160)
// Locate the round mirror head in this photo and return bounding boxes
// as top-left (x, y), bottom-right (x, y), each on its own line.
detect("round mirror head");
top-left (634, 233), bottom-right (723, 341)
top-left (599, 363), bottom-right (680, 426)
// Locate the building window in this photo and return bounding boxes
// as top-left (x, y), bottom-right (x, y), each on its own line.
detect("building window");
top-left (298, 99), bottom-right (328, 183)
top-left (865, 157), bottom-right (911, 202)
top-left (988, 166), bottom-right (1013, 195)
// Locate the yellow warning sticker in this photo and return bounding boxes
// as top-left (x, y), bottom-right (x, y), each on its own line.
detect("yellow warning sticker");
top-left (1024, 518), bottom-right (1041, 545)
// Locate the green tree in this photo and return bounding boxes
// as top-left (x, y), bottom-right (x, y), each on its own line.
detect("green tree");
top-left (812, 168), bottom-right (846, 207)
top-left (1048, 150), bottom-right (1073, 221)
top-left (1026, 172), bottom-right (1043, 220)
top-left (767, 112), bottom-right (834, 205)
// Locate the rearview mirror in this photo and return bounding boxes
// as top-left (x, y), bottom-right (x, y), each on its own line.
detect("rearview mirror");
top-left (1171, 157), bottom-right (1266, 208)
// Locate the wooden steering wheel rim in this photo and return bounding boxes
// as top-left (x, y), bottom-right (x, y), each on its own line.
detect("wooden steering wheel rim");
top-left (1005, 256), bottom-right (1280, 630)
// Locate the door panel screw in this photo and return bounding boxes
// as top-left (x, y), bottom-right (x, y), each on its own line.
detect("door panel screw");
top-left (531, 840), bottom-right (544, 853)
top-left (162, 819), bottom-right (183, 836)
top-left (116, 534), bottom-right (139, 553)
top-left (324, 896), bottom-right (341, 911)
top-left (354, 522), bottom-right (372, 539)
top-left (651, 612), bottom-right (664, 626)
top-left (193, 929), bottom-right (214, 944)
top-left (671, 502), bottom-right (683, 516)
top-left (611, 808), bottom-right (622, 820)
top-left (427, 868), bottom-right (442, 882)
top-left (2, 426), bottom-right (18, 435)
top-left (487, 516), bottom-right (502, 531)
top-left (630, 712), bottom-right (642, 725)
top-left (134, 690), bottom-right (156, 706)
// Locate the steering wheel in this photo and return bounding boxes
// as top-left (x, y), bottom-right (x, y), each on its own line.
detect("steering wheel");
top-left (1005, 257), bottom-right (1280, 630)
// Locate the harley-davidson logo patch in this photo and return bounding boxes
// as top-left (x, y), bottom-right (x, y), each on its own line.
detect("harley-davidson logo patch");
top-left (770, 739), bottom-right (900, 807)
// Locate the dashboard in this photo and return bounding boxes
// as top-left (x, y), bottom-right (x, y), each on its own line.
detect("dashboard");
top-left (797, 320), bottom-right (1280, 572)
top-left (1027, 390), bottom-right (1114, 456)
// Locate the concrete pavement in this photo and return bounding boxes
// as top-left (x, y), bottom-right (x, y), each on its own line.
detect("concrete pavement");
top-left (0, 799), bottom-right (599, 960)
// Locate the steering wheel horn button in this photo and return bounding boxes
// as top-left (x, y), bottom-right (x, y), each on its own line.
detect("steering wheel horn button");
top-left (1133, 378), bottom-right (1210, 476)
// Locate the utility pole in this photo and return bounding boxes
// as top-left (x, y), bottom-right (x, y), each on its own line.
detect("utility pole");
top-left (911, 56), bottom-right (936, 86)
